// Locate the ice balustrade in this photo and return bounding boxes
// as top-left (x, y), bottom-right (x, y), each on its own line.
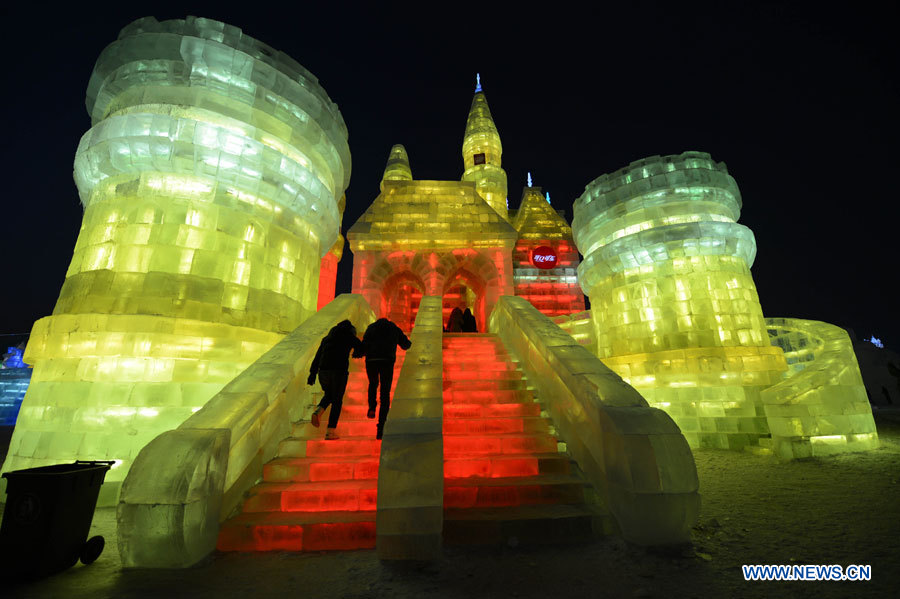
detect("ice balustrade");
top-left (762, 318), bottom-right (878, 459)
top-left (551, 310), bottom-right (596, 355)
top-left (376, 296), bottom-right (444, 559)
top-left (117, 294), bottom-right (374, 568)
top-left (489, 296), bottom-right (699, 546)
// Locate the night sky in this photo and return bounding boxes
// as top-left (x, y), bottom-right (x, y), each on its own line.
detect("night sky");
top-left (2, 2), bottom-right (897, 349)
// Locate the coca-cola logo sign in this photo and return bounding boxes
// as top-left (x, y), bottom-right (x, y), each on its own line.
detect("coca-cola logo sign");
top-left (531, 246), bottom-right (557, 269)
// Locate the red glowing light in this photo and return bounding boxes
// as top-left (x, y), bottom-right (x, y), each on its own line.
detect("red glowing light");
top-left (531, 246), bottom-right (557, 269)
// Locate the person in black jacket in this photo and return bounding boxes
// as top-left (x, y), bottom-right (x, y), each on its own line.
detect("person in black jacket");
top-left (361, 318), bottom-right (412, 439)
top-left (462, 308), bottom-right (477, 333)
top-left (307, 320), bottom-right (363, 440)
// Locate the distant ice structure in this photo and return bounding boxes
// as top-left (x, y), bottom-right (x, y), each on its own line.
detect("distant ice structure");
top-left (573, 151), bottom-right (878, 457)
top-left (868, 336), bottom-right (884, 349)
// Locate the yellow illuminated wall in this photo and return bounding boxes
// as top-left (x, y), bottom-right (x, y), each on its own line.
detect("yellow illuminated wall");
top-left (461, 81), bottom-right (508, 221)
top-left (349, 143), bottom-right (517, 332)
top-left (2, 16), bottom-right (350, 499)
top-left (573, 152), bottom-right (789, 449)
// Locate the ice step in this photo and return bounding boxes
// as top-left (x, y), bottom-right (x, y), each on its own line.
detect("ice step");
top-left (243, 480), bottom-right (377, 513)
top-left (444, 402), bottom-right (542, 419)
top-left (443, 378), bottom-right (530, 392)
top-left (264, 456), bottom-right (379, 483)
top-left (443, 474), bottom-right (587, 508)
top-left (443, 503), bottom-right (602, 546)
top-left (443, 433), bottom-right (560, 456)
top-left (443, 416), bottom-right (550, 435)
top-left (217, 510), bottom-right (376, 552)
top-left (443, 453), bottom-right (571, 479)
top-left (281, 436), bottom-right (380, 458)
top-left (442, 389), bottom-right (535, 404)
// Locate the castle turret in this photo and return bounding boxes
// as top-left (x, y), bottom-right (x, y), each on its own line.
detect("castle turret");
top-left (381, 144), bottom-right (412, 189)
top-left (461, 75), bottom-right (508, 220)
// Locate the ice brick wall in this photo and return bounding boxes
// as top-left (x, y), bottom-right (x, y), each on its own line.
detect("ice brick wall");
top-left (0, 368), bottom-right (31, 426)
top-left (573, 152), bottom-right (788, 450)
top-left (2, 16), bottom-right (350, 502)
top-left (762, 318), bottom-right (878, 458)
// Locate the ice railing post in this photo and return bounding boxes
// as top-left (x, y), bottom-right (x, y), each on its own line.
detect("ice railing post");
top-left (117, 294), bottom-right (375, 568)
top-left (762, 318), bottom-right (879, 459)
top-left (376, 296), bottom-right (444, 560)
top-left (489, 296), bottom-right (700, 546)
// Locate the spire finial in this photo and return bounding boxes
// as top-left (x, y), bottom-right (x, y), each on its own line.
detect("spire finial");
top-left (475, 73), bottom-right (482, 93)
top-left (527, 172), bottom-right (532, 187)
top-left (546, 191), bottom-right (551, 203)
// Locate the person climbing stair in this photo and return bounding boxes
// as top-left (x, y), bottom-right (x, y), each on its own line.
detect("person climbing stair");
top-left (361, 318), bottom-right (412, 439)
top-left (308, 320), bottom-right (364, 439)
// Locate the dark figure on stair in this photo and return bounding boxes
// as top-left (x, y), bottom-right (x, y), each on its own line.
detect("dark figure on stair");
top-left (361, 318), bottom-right (412, 440)
top-left (462, 308), bottom-right (477, 333)
top-left (307, 319), bottom-right (364, 439)
top-left (447, 307), bottom-right (464, 332)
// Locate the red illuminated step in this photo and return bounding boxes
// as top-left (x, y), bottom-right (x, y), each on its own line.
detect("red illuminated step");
top-left (264, 456), bottom-right (379, 483)
top-left (243, 480), bottom-right (377, 513)
top-left (444, 402), bottom-right (542, 419)
top-left (443, 379), bottom-right (530, 392)
top-left (443, 433), bottom-right (559, 456)
top-left (443, 474), bottom-right (586, 509)
top-left (442, 417), bottom-right (550, 435)
top-left (442, 389), bottom-right (536, 404)
top-left (217, 511), bottom-right (376, 552)
top-left (305, 437), bottom-right (382, 458)
top-left (443, 453), bottom-right (571, 479)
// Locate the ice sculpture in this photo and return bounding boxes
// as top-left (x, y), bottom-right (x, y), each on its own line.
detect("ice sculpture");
top-left (763, 318), bottom-right (878, 458)
top-left (490, 296), bottom-right (699, 545)
top-left (349, 145), bottom-right (517, 332)
top-left (461, 78), bottom-right (509, 220)
top-left (573, 152), bottom-right (789, 449)
top-left (2, 16), bottom-right (350, 503)
top-left (512, 184), bottom-right (585, 316)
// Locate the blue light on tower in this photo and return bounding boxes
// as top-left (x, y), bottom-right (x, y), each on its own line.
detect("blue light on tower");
top-left (527, 172), bottom-right (532, 187)
top-left (546, 191), bottom-right (551, 204)
top-left (475, 73), bottom-right (482, 93)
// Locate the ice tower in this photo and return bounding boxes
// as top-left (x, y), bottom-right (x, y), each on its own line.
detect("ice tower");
top-left (2, 16), bottom-right (350, 500)
top-left (573, 152), bottom-right (788, 449)
top-left (461, 77), bottom-right (509, 221)
top-left (512, 183), bottom-right (585, 317)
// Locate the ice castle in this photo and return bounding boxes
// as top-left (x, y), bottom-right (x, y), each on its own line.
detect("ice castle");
top-left (0, 16), bottom-right (877, 567)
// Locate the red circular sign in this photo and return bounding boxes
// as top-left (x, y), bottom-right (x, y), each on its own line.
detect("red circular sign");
top-left (531, 246), bottom-right (558, 269)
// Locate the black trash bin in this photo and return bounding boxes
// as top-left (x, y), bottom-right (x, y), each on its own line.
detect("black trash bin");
top-left (1, 460), bottom-right (114, 580)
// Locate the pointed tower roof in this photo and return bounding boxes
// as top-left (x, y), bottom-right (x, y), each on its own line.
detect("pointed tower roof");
top-left (381, 144), bottom-right (412, 190)
top-left (464, 91), bottom-right (501, 149)
top-left (513, 185), bottom-right (573, 240)
top-left (348, 180), bottom-right (517, 251)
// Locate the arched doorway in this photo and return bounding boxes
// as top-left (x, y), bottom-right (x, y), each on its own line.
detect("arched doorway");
top-left (442, 268), bottom-right (486, 332)
top-left (381, 271), bottom-right (425, 332)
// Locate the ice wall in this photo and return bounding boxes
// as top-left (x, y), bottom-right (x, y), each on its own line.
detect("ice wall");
top-left (490, 296), bottom-right (699, 546)
top-left (2, 16), bottom-right (350, 503)
top-left (118, 293), bottom-right (374, 567)
top-left (763, 318), bottom-right (878, 458)
top-left (573, 152), bottom-right (788, 450)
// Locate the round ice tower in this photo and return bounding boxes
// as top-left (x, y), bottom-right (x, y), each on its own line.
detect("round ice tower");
top-left (573, 152), bottom-right (787, 450)
top-left (461, 76), bottom-right (508, 220)
top-left (3, 16), bottom-right (350, 502)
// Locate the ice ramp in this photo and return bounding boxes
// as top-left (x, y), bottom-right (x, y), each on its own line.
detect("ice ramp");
top-left (489, 296), bottom-right (700, 547)
top-left (116, 294), bottom-right (376, 568)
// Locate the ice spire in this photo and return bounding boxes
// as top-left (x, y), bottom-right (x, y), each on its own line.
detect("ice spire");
top-left (475, 72), bottom-right (482, 93)
top-left (461, 79), bottom-right (508, 220)
top-left (381, 144), bottom-right (412, 190)
top-left (546, 191), bottom-right (551, 203)
top-left (527, 172), bottom-right (532, 187)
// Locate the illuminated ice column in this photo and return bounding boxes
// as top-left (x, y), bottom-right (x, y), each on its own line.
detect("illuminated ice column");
top-left (512, 184), bottom-right (585, 316)
top-left (461, 76), bottom-right (508, 220)
top-left (573, 152), bottom-right (787, 449)
top-left (2, 16), bottom-right (350, 500)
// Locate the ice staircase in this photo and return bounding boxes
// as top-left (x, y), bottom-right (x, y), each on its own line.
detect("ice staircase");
top-left (441, 333), bottom-right (609, 546)
top-left (217, 356), bottom-right (404, 552)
